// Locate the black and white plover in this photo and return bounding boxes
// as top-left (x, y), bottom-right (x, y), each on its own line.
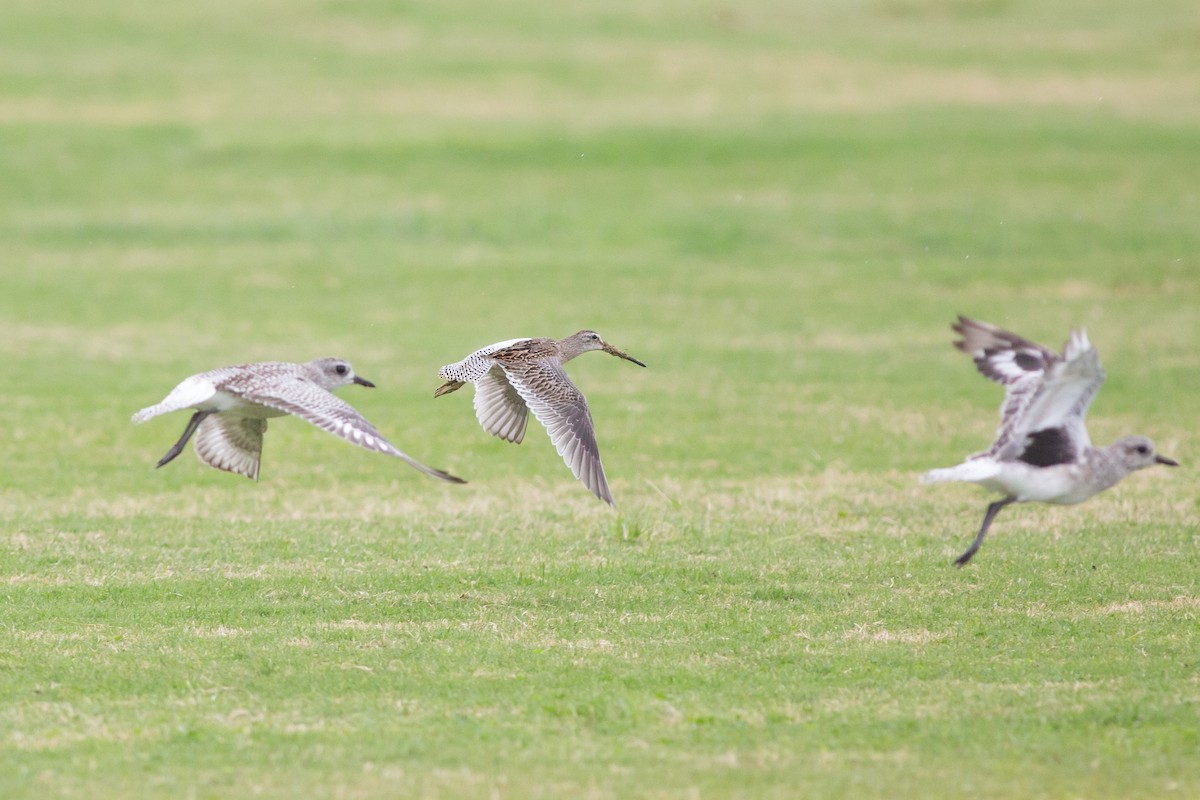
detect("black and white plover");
top-left (924, 317), bottom-right (1177, 565)
top-left (133, 358), bottom-right (465, 483)
top-left (434, 331), bottom-right (646, 506)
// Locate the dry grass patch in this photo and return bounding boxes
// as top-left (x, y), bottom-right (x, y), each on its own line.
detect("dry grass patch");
top-left (842, 623), bottom-right (950, 644)
top-left (1097, 596), bottom-right (1200, 616)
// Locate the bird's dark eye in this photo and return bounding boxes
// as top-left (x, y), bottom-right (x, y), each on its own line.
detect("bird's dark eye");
top-left (1135, 444), bottom-right (1149, 455)
top-left (335, 364), bottom-right (348, 376)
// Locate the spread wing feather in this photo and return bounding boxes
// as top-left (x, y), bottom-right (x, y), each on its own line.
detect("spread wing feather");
top-left (234, 376), bottom-right (464, 483)
top-left (194, 415), bottom-right (266, 480)
top-left (953, 317), bottom-right (1103, 464)
top-left (473, 366), bottom-right (530, 444)
top-left (500, 361), bottom-right (614, 506)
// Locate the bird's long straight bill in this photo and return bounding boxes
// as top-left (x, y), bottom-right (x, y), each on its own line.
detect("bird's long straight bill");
top-left (602, 343), bottom-right (647, 367)
top-left (1156, 454), bottom-right (1180, 467)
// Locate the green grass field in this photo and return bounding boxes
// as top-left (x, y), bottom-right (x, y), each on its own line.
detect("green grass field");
top-left (2, 1), bottom-right (1198, 797)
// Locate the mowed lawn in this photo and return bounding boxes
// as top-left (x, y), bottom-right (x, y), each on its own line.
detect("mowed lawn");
top-left (2, 1), bottom-right (1198, 797)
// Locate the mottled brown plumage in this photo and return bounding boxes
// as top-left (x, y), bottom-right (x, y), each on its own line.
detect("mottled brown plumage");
top-left (436, 331), bottom-right (646, 506)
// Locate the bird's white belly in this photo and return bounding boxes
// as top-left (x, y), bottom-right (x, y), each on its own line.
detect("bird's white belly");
top-left (983, 462), bottom-right (1083, 504)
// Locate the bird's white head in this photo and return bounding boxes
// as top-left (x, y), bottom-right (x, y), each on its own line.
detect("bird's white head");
top-left (1113, 435), bottom-right (1179, 471)
top-left (310, 357), bottom-right (375, 390)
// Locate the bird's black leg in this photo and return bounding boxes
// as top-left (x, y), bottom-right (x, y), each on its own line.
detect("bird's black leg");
top-left (954, 496), bottom-right (1017, 567)
top-left (155, 411), bottom-right (212, 468)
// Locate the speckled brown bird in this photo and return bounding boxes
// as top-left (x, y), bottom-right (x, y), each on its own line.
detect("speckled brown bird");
top-left (435, 331), bottom-right (646, 506)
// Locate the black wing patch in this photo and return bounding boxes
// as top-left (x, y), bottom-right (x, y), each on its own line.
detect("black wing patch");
top-left (1013, 351), bottom-right (1045, 372)
top-left (1018, 427), bottom-right (1077, 467)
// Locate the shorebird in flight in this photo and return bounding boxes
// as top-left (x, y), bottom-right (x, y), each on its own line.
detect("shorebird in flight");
top-left (923, 317), bottom-right (1177, 565)
top-left (435, 330), bottom-right (645, 506)
top-left (134, 358), bottom-right (465, 483)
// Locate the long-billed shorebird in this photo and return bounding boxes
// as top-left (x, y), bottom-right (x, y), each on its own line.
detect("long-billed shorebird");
top-left (133, 358), bottom-right (466, 483)
top-left (435, 330), bottom-right (646, 506)
top-left (923, 316), bottom-right (1177, 565)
